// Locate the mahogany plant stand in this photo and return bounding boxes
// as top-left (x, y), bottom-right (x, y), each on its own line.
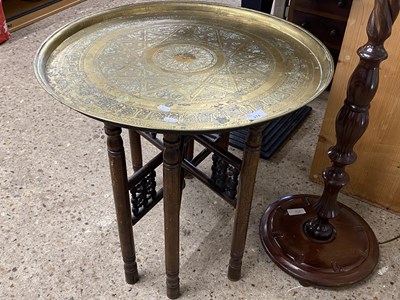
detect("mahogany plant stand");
top-left (260, 0), bottom-right (399, 286)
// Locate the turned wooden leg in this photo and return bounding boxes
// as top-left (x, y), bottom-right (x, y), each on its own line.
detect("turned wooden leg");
top-left (128, 129), bottom-right (143, 172)
top-left (228, 125), bottom-right (263, 281)
top-left (104, 123), bottom-right (139, 284)
top-left (163, 134), bottom-right (182, 299)
top-left (184, 138), bottom-right (194, 179)
top-left (218, 132), bottom-right (230, 150)
top-left (185, 138), bottom-right (194, 161)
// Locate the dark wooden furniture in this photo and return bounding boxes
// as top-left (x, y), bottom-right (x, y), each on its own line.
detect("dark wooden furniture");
top-left (2, 0), bottom-right (85, 32)
top-left (241, 0), bottom-right (274, 12)
top-left (310, 0), bottom-right (400, 212)
top-left (34, 2), bottom-right (332, 298)
top-left (288, 0), bottom-right (353, 66)
top-left (122, 128), bottom-right (265, 299)
top-left (260, 0), bottom-right (399, 287)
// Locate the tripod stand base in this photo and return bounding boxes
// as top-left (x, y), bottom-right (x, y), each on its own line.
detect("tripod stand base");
top-left (259, 194), bottom-right (379, 287)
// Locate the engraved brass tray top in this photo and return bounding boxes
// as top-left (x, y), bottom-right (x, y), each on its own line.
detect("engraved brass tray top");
top-left (35, 1), bottom-right (333, 133)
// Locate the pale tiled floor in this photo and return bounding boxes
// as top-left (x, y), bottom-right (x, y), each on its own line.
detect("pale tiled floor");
top-left (1, 1), bottom-right (399, 299)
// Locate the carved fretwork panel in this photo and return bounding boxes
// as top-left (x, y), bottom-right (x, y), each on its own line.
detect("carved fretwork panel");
top-left (211, 154), bottom-right (240, 201)
top-left (130, 170), bottom-right (157, 217)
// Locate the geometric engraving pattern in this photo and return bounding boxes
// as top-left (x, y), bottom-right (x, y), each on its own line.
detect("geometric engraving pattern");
top-left (42, 6), bottom-right (331, 132)
top-left (94, 23), bottom-right (278, 104)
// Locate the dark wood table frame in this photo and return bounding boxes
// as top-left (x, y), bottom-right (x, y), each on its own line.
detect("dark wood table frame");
top-left (105, 124), bottom-right (264, 299)
top-left (34, 3), bottom-right (334, 297)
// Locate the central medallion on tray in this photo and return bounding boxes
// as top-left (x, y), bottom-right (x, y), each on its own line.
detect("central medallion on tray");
top-left (151, 43), bottom-right (219, 73)
top-left (87, 23), bottom-right (282, 104)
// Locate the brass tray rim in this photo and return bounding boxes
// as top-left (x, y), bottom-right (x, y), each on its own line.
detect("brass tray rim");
top-left (34, 1), bottom-right (334, 134)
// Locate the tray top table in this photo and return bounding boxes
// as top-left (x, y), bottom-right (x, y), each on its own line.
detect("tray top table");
top-left (34, 2), bottom-right (333, 298)
top-left (35, 1), bottom-right (332, 133)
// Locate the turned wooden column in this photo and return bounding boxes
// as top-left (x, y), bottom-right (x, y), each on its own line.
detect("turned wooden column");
top-left (128, 129), bottom-right (143, 172)
top-left (163, 134), bottom-right (183, 299)
top-left (260, 0), bottom-right (399, 286)
top-left (104, 123), bottom-right (139, 284)
top-left (305, 0), bottom-right (400, 240)
top-left (228, 124), bottom-right (264, 281)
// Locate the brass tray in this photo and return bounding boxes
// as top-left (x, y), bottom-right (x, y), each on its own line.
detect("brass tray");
top-left (35, 1), bottom-right (333, 133)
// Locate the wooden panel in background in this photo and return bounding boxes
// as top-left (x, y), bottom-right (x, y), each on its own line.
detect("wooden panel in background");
top-left (3, 0), bottom-right (85, 32)
top-left (310, 0), bottom-right (400, 212)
